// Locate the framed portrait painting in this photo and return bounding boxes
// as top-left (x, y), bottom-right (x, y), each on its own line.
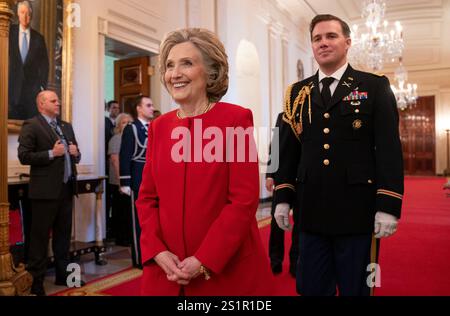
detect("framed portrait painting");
top-left (8, 0), bottom-right (73, 133)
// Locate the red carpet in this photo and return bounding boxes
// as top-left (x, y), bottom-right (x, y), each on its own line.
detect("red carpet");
top-left (9, 210), bottom-right (23, 246)
top-left (55, 177), bottom-right (450, 296)
top-left (376, 177), bottom-right (450, 296)
top-left (101, 273), bottom-right (142, 296)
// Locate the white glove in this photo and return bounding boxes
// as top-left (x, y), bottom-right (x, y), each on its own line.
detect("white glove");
top-left (274, 203), bottom-right (292, 231)
top-left (120, 186), bottom-right (132, 196)
top-left (374, 211), bottom-right (398, 239)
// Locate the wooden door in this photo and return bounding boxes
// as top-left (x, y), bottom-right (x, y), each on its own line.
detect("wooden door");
top-left (399, 96), bottom-right (436, 175)
top-left (114, 57), bottom-right (151, 115)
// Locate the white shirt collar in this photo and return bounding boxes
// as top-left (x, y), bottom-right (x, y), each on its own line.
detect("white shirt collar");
top-left (19, 25), bottom-right (31, 36)
top-left (318, 63), bottom-right (349, 83)
top-left (41, 114), bottom-right (56, 124)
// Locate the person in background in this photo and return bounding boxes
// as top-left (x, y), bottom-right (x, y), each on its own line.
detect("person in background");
top-left (108, 113), bottom-right (133, 247)
top-left (18, 90), bottom-right (82, 296)
top-left (266, 112), bottom-right (299, 278)
top-left (152, 109), bottom-right (162, 119)
top-left (136, 28), bottom-right (274, 296)
top-left (104, 100), bottom-right (121, 241)
top-left (119, 96), bottom-right (155, 268)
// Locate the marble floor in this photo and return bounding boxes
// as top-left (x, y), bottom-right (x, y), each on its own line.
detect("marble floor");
top-left (45, 201), bottom-right (273, 295)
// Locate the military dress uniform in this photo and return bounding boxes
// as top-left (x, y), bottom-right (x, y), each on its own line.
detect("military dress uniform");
top-left (120, 119), bottom-right (148, 268)
top-left (274, 64), bottom-right (404, 296)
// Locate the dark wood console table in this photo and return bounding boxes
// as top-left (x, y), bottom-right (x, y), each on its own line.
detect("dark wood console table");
top-left (8, 175), bottom-right (108, 266)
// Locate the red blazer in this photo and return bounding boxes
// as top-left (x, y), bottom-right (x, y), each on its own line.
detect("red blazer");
top-left (136, 102), bottom-right (274, 296)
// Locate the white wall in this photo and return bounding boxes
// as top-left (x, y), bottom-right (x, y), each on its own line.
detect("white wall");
top-left (215, 0), bottom-right (314, 198)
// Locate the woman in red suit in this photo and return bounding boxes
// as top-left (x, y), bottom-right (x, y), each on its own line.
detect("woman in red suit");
top-left (136, 28), bottom-right (274, 296)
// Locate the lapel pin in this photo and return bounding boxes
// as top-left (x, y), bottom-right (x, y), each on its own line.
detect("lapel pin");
top-left (343, 82), bottom-right (351, 88)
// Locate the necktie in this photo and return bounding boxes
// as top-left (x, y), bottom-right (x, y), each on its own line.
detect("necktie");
top-left (21, 32), bottom-right (29, 63)
top-left (50, 120), bottom-right (72, 183)
top-left (321, 77), bottom-right (335, 106)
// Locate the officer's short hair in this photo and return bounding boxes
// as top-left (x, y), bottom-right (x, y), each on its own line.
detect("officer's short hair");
top-left (159, 28), bottom-right (229, 103)
top-left (310, 14), bottom-right (351, 39)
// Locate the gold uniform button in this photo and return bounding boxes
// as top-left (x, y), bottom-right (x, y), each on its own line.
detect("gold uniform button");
top-left (355, 109), bottom-right (360, 114)
top-left (324, 128), bottom-right (330, 134)
top-left (368, 179), bottom-right (373, 184)
top-left (323, 159), bottom-right (330, 166)
top-left (324, 113), bottom-right (330, 119)
top-left (324, 144), bottom-right (330, 150)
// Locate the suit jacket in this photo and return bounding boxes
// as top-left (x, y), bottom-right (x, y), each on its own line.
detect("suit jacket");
top-left (18, 115), bottom-right (81, 199)
top-left (136, 102), bottom-right (274, 296)
top-left (119, 119), bottom-right (148, 192)
top-left (9, 24), bottom-right (49, 120)
top-left (274, 65), bottom-right (404, 235)
top-left (105, 117), bottom-right (115, 172)
top-left (105, 117), bottom-right (115, 150)
top-left (266, 112), bottom-right (283, 180)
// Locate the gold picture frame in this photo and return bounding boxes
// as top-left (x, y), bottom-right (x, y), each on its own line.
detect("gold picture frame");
top-left (7, 0), bottom-right (73, 133)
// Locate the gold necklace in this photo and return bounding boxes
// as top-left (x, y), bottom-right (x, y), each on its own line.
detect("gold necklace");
top-left (177, 102), bottom-right (212, 119)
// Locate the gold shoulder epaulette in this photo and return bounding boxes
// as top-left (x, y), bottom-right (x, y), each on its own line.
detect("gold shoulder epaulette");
top-left (283, 83), bottom-right (312, 141)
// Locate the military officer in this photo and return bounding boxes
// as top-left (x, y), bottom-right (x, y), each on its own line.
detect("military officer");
top-left (119, 95), bottom-right (155, 268)
top-left (274, 14), bottom-right (404, 296)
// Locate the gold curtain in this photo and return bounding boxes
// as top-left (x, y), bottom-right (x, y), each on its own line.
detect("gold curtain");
top-left (39, 0), bottom-right (57, 89)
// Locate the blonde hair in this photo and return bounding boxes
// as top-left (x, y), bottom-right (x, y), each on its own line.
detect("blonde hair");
top-left (114, 113), bottom-right (132, 135)
top-left (159, 28), bottom-right (229, 103)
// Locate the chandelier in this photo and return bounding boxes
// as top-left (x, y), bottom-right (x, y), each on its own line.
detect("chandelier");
top-left (349, 0), bottom-right (404, 72)
top-left (390, 57), bottom-right (418, 111)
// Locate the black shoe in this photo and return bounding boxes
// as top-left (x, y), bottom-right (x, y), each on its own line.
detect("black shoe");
top-left (271, 263), bottom-right (282, 275)
top-left (289, 264), bottom-right (297, 278)
top-left (31, 279), bottom-right (46, 296)
top-left (289, 266), bottom-right (297, 278)
top-left (133, 263), bottom-right (143, 270)
top-left (95, 258), bottom-right (108, 266)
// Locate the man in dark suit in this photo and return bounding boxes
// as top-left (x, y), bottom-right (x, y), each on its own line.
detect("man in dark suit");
top-left (266, 112), bottom-right (299, 277)
top-left (119, 96), bottom-right (154, 268)
top-left (9, 0), bottom-right (49, 121)
top-left (105, 100), bottom-right (120, 152)
top-left (274, 14), bottom-right (404, 296)
top-left (18, 90), bottom-right (81, 296)
top-left (104, 100), bottom-right (120, 241)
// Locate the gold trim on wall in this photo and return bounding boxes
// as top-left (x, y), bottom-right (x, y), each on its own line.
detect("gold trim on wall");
top-left (62, 0), bottom-right (73, 123)
top-left (7, 0), bottom-right (73, 133)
